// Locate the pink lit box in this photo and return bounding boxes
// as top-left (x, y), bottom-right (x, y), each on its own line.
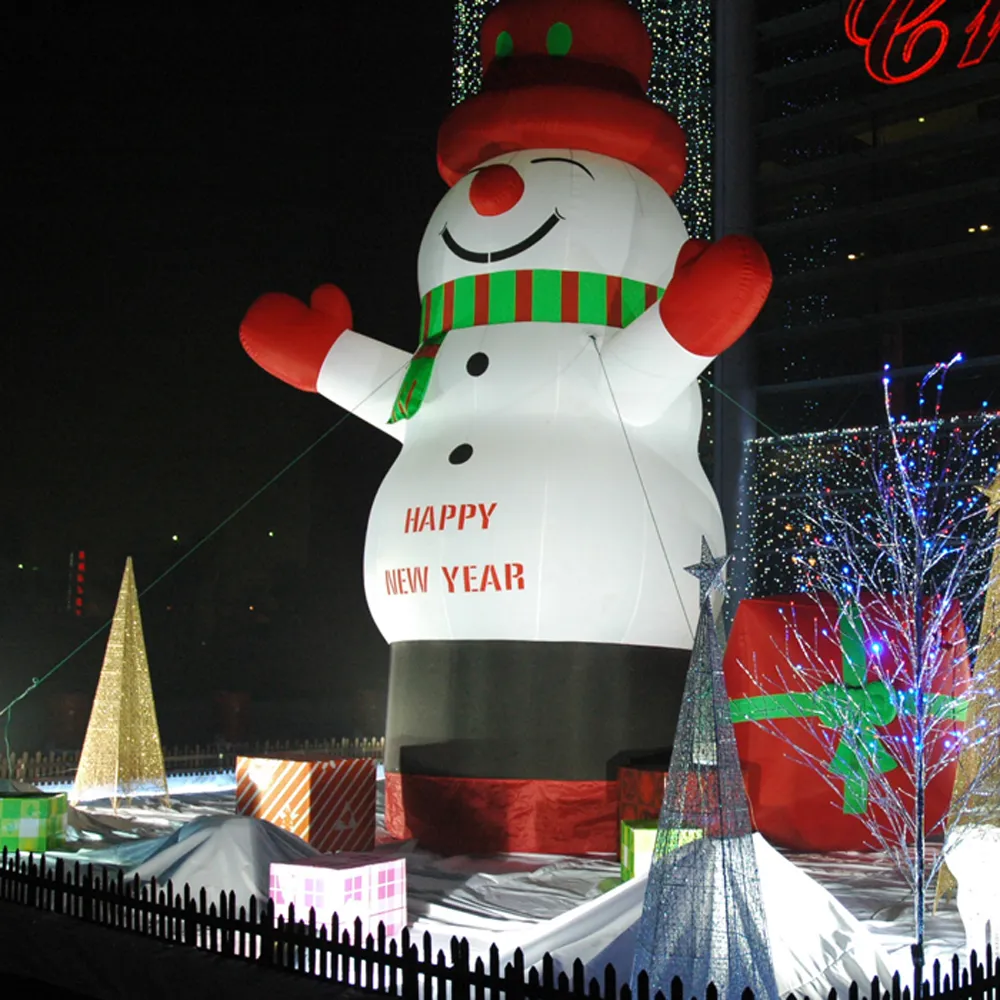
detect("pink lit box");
top-left (269, 853), bottom-right (407, 940)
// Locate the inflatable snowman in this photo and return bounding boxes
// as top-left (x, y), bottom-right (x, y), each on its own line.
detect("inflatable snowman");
top-left (241, 0), bottom-right (771, 855)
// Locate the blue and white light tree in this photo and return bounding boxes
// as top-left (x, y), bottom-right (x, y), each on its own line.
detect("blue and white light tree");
top-left (736, 360), bottom-right (1000, 968)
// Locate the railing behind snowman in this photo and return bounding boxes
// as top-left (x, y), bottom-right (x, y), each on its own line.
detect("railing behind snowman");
top-left (1, 736), bottom-right (385, 785)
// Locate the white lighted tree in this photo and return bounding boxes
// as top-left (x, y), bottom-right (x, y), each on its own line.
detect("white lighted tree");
top-left (733, 360), bottom-right (1000, 970)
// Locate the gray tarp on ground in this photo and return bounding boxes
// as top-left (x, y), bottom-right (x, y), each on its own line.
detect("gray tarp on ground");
top-left (80, 814), bottom-right (320, 905)
top-left (498, 834), bottom-right (896, 1000)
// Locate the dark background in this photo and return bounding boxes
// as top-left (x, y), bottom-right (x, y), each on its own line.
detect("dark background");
top-left (1, 6), bottom-right (454, 749)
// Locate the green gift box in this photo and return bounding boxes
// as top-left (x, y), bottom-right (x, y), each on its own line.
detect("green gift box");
top-left (620, 819), bottom-right (704, 880)
top-left (0, 793), bottom-right (68, 855)
top-left (621, 819), bottom-right (657, 880)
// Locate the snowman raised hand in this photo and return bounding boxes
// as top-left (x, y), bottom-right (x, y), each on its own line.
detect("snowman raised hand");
top-left (240, 0), bottom-right (772, 855)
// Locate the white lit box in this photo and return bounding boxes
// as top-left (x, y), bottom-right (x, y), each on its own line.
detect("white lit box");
top-left (269, 853), bottom-right (407, 940)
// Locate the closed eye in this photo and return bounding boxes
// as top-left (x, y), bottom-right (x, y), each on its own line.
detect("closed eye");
top-left (530, 156), bottom-right (595, 180)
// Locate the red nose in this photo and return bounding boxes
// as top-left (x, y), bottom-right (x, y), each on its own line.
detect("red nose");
top-left (468, 164), bottom-right (524, 216)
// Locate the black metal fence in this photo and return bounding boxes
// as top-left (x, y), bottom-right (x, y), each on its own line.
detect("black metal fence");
top-left (2, 849), bottom-right (998, 1000)
top-left (3, 737), bottom-right (385, 784)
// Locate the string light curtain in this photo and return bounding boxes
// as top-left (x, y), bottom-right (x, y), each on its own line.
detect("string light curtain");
top-left (733, 412), bottom-right (1000, 605)
top-left (451, 0), bottom-right (713, 241)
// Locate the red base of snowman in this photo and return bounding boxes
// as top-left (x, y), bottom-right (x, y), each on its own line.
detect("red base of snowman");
top-left (382, 639), bottom-right (688, 854)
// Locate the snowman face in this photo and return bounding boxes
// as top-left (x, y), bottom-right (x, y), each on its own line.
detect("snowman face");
top-left (417, 149), bottom-right (688, 297)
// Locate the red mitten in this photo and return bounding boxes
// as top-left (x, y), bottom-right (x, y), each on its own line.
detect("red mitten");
top-left (240, 284), bottom-right (353, 392)
top-left (659, 235), bottom-right (772, 357)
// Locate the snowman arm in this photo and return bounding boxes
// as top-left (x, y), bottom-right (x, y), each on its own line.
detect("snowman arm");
top-left (241, 283), bottom-right (409, 440)
top-left (603, 235), bottom-right (771, 419)
top-left (316, 331), bottom-right (411, 440)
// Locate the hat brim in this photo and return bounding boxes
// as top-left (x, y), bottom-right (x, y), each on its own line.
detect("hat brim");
top-left (438, 84), bottom-right (686, 197)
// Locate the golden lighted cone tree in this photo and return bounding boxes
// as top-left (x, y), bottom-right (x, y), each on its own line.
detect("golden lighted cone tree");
top-left (936, 471), bottom-right (1000, 906)
top-left (70, 558), bottom-right (168, 808)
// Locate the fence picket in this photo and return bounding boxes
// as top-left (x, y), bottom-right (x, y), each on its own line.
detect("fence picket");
top-left (401, 936), bottom-right (419, 1000)
top-left (422, 931), bottom-right (434, 1000)
top-left (571, 958), bottom-right (585, 1000)
top-left (453, 937), bottom-right (470, 1000)
top-left (541, 953), bottom-right (555, 1000)
top-left (242, 898), bottom-right (253, 960)
top-left (527, 964), bottom-right (542, 1000)
top-left (330, 912), bottom-right (342, 983)
top-left (635, 970), bottom-right (650, 1000)
top-left (557, 970), bottom-right (572, 997)
top-left (604, 963), bottom-right (617, 1000)
top-left (348, 916), bottom-right (362, 988)
top-left (379, 922), bottom-right (390, 993)
top-left (364, 925), bottom-right (380, 992)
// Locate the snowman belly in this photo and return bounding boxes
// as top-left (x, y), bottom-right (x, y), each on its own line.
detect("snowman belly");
top-left (364, 414), bottom-right (720, 649)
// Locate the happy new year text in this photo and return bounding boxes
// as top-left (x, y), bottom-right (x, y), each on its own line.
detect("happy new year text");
top-left (384, 563), bottom-right (525, 595)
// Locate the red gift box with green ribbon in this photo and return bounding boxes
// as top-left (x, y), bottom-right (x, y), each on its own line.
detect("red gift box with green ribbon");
top-left (723, 594), bottom-right (970, 852)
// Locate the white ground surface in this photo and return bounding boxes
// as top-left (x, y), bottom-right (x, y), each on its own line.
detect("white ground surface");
top-left (36, 771), bottom-right (975, 997)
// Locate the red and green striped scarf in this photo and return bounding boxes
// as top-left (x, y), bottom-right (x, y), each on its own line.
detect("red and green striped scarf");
top-left (389, 269), bottom-right (665, 423)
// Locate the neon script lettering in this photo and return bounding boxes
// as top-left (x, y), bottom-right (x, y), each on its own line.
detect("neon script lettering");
top-left (845, 0), bottom-right (999, 83)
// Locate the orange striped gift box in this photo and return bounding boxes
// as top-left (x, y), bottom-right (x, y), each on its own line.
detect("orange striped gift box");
top-left (235, 754), bottom-right (376, 852)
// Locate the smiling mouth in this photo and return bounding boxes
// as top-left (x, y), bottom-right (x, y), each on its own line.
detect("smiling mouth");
top-left (441, 211), bottom-right (564, 263)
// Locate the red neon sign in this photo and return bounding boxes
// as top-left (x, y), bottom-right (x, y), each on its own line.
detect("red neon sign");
top-left (845, 0), bottom-right (1000, 83)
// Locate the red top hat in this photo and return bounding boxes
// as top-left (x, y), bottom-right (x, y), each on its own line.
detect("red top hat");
top-left (437, 0), bottom-right (687, 196)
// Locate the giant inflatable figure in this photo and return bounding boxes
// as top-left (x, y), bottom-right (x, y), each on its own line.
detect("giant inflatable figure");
top-left (241, 0), bottom-right (772, 855)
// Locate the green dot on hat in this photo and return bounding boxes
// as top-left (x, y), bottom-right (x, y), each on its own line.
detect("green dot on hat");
top-left (546, 22), bottom-right (572, 56)
top-left (496, 30), bottom-right (514, 58)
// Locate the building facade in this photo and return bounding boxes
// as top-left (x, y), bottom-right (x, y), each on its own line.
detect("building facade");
top-left (740, 0), bottom-right (1000, 434)
top-left (452, 0), bottom-right (999, 551)
top-left (713, 0), bottom-right (1000, 554)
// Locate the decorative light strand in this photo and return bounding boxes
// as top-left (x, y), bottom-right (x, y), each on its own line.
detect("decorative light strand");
top-left (732, 368), bottom-right (1000, 611)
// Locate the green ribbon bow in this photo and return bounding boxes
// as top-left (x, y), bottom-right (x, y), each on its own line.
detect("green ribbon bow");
top-left (730, 601), bottom-right (967, 814)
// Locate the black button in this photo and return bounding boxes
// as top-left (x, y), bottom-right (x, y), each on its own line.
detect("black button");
top-left (449, 444), bottom-right (473, 465)
top-left (466, 352), bottom-right (489, 377)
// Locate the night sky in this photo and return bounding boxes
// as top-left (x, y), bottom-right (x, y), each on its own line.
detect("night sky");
top-left (2, 7), bottom-right (454, 748)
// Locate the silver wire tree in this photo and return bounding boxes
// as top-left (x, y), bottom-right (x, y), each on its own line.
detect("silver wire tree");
top-left (733, 359), bottom-right (1000, 968)
top-left (632, 539), bottom-right (778, 1000)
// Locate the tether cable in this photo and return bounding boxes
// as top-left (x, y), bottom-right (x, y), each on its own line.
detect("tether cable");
top-left (590, 335), bottom-right (696, 642)
top-left (1, 360), bottom-right (409, 771)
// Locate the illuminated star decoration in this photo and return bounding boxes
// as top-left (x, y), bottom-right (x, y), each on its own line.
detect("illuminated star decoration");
top-left (978, 470), bottom-right (1000, 519)
top-left (685, 537), bottom-right (729, 606)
